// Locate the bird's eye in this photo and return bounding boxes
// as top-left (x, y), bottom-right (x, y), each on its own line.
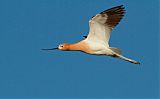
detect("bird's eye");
top-left (60, 45), bottom-right (63, 47)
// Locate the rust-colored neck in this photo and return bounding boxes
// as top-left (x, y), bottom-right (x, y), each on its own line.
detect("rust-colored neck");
top-left (68, 42), bottom-right (83, 51)
top-left (67, 41), bottom-right (93, 54)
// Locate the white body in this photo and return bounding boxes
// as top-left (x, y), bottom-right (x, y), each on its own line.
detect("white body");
top-left (83, 39), bottom-right (113, 55)
top-left (82, 5), bottom-right (140, 64)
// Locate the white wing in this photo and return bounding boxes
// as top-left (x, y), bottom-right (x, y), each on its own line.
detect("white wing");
top-left (86, 5), bottom-right (125, 46)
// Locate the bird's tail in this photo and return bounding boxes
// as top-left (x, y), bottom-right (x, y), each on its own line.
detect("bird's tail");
top-left (115, 54), bottom-right (140, 64)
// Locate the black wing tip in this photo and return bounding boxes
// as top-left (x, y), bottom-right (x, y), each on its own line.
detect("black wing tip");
top-left (119, 5), bottom-right (124, 7)
top-left (114, 5), bottom-right (124, 8)
top-left (111, 5), bottom-right (125, 11)
top-left (118, 5), bottom-right (126, 11)
top-left (100, 5), bottom-right (126, 14)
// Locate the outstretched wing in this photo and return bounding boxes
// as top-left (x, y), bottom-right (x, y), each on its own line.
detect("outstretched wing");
top-left (86, 5), bottom-right (125, 46)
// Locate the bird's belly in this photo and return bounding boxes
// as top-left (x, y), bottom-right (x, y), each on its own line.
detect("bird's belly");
top-left (92, 49), bottom-right (113, 56)
top-left (86, 42), bottom-right (112, 55)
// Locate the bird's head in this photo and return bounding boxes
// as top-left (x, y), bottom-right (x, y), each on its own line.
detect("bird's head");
top-left (57, 43), bottom-right (70, 50)
top-left (42, 43), bottom-right (70, 51)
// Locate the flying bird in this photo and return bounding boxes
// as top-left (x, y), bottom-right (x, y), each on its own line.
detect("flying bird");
top-left (42, 5), bottom-right (140, 64)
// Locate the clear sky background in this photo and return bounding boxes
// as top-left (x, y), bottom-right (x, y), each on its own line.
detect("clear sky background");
top-left (0, 0), bottom-right (159, 99)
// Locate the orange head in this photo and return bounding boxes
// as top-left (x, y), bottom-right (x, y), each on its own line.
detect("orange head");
top-left (58, 43), bottom-right (70, 50)
top-left (42, 43), bottom-right (70, 51)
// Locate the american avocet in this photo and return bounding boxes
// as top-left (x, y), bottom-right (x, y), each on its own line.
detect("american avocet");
top-left (42, 5), bottom-right (140, 64)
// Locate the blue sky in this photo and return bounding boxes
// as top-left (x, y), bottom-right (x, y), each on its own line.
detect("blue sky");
top-left (0, 0), bottom-right (159, 99)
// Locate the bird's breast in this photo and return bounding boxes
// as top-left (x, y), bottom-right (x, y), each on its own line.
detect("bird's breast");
top-left (83, 40), bottom-right (110, 55)
top-left (69, 40), bottom-right (112, 55)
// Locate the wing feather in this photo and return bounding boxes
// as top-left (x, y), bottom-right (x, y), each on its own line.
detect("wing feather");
top-left (86, 5), bottom-right (125, 46)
